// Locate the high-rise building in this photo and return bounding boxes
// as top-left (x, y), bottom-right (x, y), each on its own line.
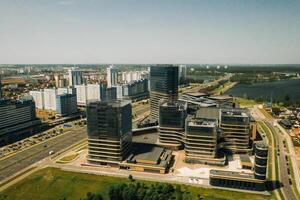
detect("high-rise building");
top-left (68, 69), bottom-right (83, 86)
top-left (107, 65), bottom-right (118, 87)
top-left (43, 88), bottom-right (57, 110)
top-left (75, 85), bottom-right (88, 106)
top-left (220, 108), bottom-right (251, 153)
top-left (0, 99), bottom-right (41, 146)
top-left (105, 87), bottom-right (117, 102)
top-left (121, 79), bottom-right (149, 101)
top-left (0, 74), bottom-right (2, 99)
top-left (86, 84), bottom-right (106, 102)
top-left (185, 117), bottom-right (222, 165)
top-left (75, 84), bottom-right (115, 106)
top-left (57, 87), bottom-right (76, 95)
top-left (159, 100), bottom-right (186, 149)
top-left (56, 93), bottom-right (77, 116)
top-left (178, 65), bottom-right (187, 84)
top-left (86, 100), bottom-right (132, 165)
top-left (29, 87), bottom-right (77, 114)
top-left (29, 90), bottom-right (44, 109)
top-left (149, 65), bottom-right (178, 120)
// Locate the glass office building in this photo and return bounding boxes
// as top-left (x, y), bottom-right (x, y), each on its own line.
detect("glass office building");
top-left (185, 117), bottom-right (223, 165)
top-left (0, 99), bottom-right (41, 146)
top-left (150, 65), bottom-right (178, 120)
top-left (220, 108), bottom-right (251, 153)
top-left (159, 100), bottom-right (186, 149)
top-left (56, 93), bottom-right (77, 116)
top-left (86, 100), bottom-right (132, 165)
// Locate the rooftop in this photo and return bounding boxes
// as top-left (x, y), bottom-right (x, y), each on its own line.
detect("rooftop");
top-left (182, 92), bottom-right (209, 98)
top-left (196, 107), bottom-right (220, 120)
top-left (187, 117), bottom-right (217, 128)
top-left (208, 95), bottom-right (233, 101)
top-left (221, 108), bottom-right (250, 118)
top-left (210, 169), bottom-right (255, 179)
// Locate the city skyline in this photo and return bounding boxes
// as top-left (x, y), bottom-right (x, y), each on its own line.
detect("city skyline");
top-left (0, 0), bottom-right (300, 64)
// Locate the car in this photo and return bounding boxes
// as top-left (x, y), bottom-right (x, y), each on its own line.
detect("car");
top-left (49, 150), bottom-right (55, 155)
top-left (44, 144), bottom-right (48, 148)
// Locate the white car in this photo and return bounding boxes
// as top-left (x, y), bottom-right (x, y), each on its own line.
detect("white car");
top-left (49, 150), bottom-right (55, 155)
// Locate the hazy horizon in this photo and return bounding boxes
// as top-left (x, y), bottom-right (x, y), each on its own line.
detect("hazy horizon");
top-left (1, 0), bottom-right (300, 64)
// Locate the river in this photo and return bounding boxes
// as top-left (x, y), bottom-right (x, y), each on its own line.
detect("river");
top-left (224, 79), bottom-right (300, 103)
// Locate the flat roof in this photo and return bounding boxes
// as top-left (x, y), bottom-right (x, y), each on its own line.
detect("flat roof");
top-left (196, 107), bottom-right (220, 120)
top-left (187, 117), bottom-right (217, 128)
top-left (239, 154), bottom-right (251, 163)
top-left (210, 170), bottom-right (255, 179)
top-left (183, 92), bottom-right (209, 97)
top-left (129, 143), bottom-right (164, 164)
top-left (221, 108), bottom-right (250, 117)
top-left (208, 95), bottom-right (233, 101)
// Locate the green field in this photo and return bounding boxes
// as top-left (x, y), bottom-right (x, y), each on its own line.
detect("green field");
top-left (0, 168), bottom-right (273, 200)
top-left (234, 97), bottom-right (257, 107)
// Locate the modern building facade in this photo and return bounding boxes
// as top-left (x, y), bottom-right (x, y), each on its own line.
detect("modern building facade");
top-left (0, 74), bottom-right (2, 99)
top-left (0, 99), bottom-right (41, 146)
top-left (121, 79), bottom-right (149, 101)
top-left (209, 169), bottom-right (266, 191)
top-left (68, 69), bottom-right (83, 86)
top-left (178, 65), bottom-right (187, 84)
top-left (254, 142), bottom-right (268, 180)
top-left (107, 65), bottom-right (118, 88)
top-left (220, 108), bottom-right (252, 154)
top-left (185, 116), bottom-right (225, 165)
top-left (159, 100), bottom-right (186, 149)
top-left (87, 100), bottom-right (132, 165)
top-left (75, 84), bottom-right (114, 106)
top-left (56, 93), bottom-right (77, 116)
top-left (150, 65), bottom-right (178, 120)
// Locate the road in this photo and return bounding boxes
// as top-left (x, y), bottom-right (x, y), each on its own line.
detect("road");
top-left (253, 106), bottom-right (298, 200)
top-left (264, 121), bottom-right (297, 200)
top-left (0, 127), bottom-right (86, 182)
top-left (182, 73), bottom-right (232, 93)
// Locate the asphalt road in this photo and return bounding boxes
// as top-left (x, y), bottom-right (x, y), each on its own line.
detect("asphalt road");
top-left (0, 127), bottom-right (87, 182)
top-left (265, 121), bottom-right (297, 200)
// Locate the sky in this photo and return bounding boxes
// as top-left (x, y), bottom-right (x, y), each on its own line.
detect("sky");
top-left (0, 0), bottom-right (300, 64)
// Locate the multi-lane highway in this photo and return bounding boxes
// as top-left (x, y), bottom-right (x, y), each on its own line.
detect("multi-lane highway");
top-left (0, 127), bottom-right (86, 182)
top-left (253, 106), bottom-right (298, 200)
top-left (264, 121), bottom-right (297, 200)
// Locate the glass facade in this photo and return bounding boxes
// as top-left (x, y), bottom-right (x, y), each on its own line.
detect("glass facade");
top-left (86, 100), bottom-right (132, 164)
top-left (159, 101), bottom-right (186, 129)
top-left (150, 65), bottom-right (178, 120)
top-left (56, 93), bottom-right (77, 116)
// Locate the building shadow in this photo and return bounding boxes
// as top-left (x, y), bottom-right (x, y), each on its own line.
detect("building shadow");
top-left (266, 180), bottom-right (283, 191)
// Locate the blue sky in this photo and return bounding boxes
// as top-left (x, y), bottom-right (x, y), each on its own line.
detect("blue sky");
top-left (0, 0), bottom-right (300, 64)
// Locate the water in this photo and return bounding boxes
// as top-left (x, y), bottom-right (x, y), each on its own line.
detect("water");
top-left (224, 79), bottom-right (300, 103)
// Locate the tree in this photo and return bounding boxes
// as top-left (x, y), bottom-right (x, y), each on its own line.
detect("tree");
top-left (175, 185), bottom-right (183, 200)
top-left (128, 174), bottom-right (134, 182)
top-left (84, 192), bottom-right (103, 200)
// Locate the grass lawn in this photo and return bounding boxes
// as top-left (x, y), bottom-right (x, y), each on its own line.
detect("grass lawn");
top-left (234, 97), bottom-right (257, 107)
top-left (59, 154), bottom-right (79, 162)
top-left (0, 168), bottom-right (273, 200)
